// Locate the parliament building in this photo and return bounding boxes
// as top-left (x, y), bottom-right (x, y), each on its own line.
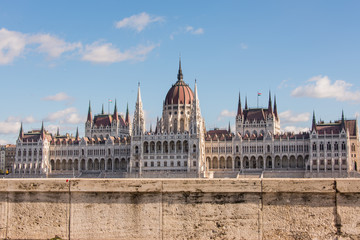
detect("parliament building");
top-left (13, 61), bottom-right (360, 178)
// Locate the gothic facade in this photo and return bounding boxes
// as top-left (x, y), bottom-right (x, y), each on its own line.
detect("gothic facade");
top-left (13, 61), bottom-right (360, 178)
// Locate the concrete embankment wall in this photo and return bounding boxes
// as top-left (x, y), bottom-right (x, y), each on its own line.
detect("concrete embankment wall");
top-left (0, 178), bottom-right (359, 240)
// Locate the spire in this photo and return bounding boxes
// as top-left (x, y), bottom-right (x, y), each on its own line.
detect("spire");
top-left (113, 99), bottom-right (119, 121)
top-left (101, 104), bottom-right (104, 114)
top-left (40, 121), bottom-right (45, 140)
top-left (245, 96), bottom-right (248, 110)
top-left (155, 117), bottom-right (159, 134)
top-left (228, 122), bottom-right (231, 133)
top-left (132, 83), bottom-right (145, 136)
top-left (274, 95), bottom-right (278, 119)
top-left (75, 127), bottom-right (79, 139)
top-left (237, 92), bottom-right (243, 116)
top-left (150, 123), bottom-right (152, 132)
top-left (87, 101), bottom-right (92, 122)
top-left (268, 91), bottom-right (273, 113)
top-left (125, 102), bottom-right (130, 124)
top-left (341, 110), bottom-right (345, 129)
top-left (56, 127), bottom-right (60, 136)
top-left (19, 122), bottom-right (24, 140)
top-left (177, 56), bottom-right (183, 82)
top-left (312, 111), bottom-right (316, 132)
top-left (190, 79), bottom-right (202, 135)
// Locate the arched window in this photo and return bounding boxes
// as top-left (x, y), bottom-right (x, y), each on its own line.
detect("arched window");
top-left (236, 146), bottom-right (239, 153)
top-left (267, 145), bottom-right (271, 153)
top-left (320, 142), bottom-right (324, 151)
top-left (193, 144), bottom-right (196, 153)
top-left (312, 142), bottom-right (317, 151)
top-left (135, 146), bottom-right (139, 154)
top-left (351, 143), bottom-right (356, 152)
top-left (334, 142), bottom-right (339, 151)
top-left (341, 142), bottom-right (346, 151)
top-left (327, 142), bottom-right (331, 151)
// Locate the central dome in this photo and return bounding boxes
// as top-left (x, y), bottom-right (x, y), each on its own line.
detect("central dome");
top-left (164, 60), bottom-right (194, 105)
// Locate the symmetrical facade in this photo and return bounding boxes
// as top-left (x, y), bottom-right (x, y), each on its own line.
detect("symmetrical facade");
top-left (12, 61), bottom-right (360, 178)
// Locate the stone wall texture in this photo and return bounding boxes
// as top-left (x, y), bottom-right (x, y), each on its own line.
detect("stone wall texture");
top-left (0, 178), bottom-right (359, 240)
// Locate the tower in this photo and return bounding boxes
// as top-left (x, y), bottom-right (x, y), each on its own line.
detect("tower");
top-left (132, 83), bottom-right (145, 136)
top-left (85, 101), bottom-right (92, 137)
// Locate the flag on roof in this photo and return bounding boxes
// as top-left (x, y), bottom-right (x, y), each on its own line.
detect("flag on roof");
top-left (257, 92), bottom-right (262, 96)
top-left (108, 99), bottom-right (113, 103)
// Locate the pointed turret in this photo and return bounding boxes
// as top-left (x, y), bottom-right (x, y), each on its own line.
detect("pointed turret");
top-left (101, 104), bottom-right (104, 114)
top-left (155, 117), bottom-right (159, 134)
top-left (125, 103), bottom-right (130, 124)
top-left (312, 111), bottom-right (316, 132)
top-left (190, 79), bottom-right (203, 135)
top-left (75, 127), bottom-right (79, 139)
top-left (132, 83), bottom-right (145, 136)
top-left (87, 101), bottom-right (92, 123)
top-left (274, 95), bottom-right (278, 119)
top-left (268, 91), bottom-right (273, 114)
top-left (245, 96), bottom-right (248, 110)
top-left (150, 123), bottom-right (152, 133)
top-left (341, 110), bottom-right (345, 130)
top-left (237, 92), bottom-right (243, 116)
top-left (177, 57), bottom-right (183, 82)
top-left (56, 127), bottom-right (60, 136)
top-left (19, 122), bottom-right (24, 140)
top-left (40, 121), bottom-right (45, 140)
top-left (228, 122), bottom-right (231, 133)
top-left (113, 99), bottom-right (119, 121)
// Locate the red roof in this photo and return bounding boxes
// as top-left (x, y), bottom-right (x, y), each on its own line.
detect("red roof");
top-left (244, 108), bottom-right (271, 122)
top-left (315, 120), bottom-right (357, 136)
top-left (165, 80), bottom-right (194, 105)
top-left (206, 129), bottom-right (233, 141)
top-left (345, 120), bottom-right (357, 137)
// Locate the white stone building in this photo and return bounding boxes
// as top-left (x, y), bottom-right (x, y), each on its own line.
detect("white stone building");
top-left (12, 60), bottom-right (360, 178)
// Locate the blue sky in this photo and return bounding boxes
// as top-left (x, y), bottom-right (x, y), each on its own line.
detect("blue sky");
top-left (1, 1), bottom-right (360, 144)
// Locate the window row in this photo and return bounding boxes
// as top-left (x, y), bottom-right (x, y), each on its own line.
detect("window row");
top-left (143, 160), bottom-right (197, 167)
top-left (312, 142), bottom-right (346, 151)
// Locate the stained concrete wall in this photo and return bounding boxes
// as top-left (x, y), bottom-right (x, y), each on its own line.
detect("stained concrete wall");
top-left (0, 178), bottom-right (359, 240)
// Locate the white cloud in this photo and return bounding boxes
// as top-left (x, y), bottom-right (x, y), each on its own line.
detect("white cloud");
top-left (23, 116), bottom-right (36, 123)
top-left (45, 107), bottom-right (84, 124)
top-left (0, 28), bottom-right (27, 64)
top-left (240, 43), bottom-right (248, 50)
top-left (42, 92), bottom-right (72, 102)
top-left (28, 34), bottom-right (81, 58)
top-left (0, 28), bottom-right (81, 64)
top-left (282, 126), bottom-right (309, 133)
top-left (291, 75), bottom-right (360, 102)
top-left (45, 107), bottom-right (77, 122)
top-left (278, 79), bottom-right (289, 89)
top-left (279, 110), bottom-right (310, 124)
top-left (0, 121), bottom-right (20, 134)
top-left (185, 26), bottom-right (204, 35)
top-left (0, 115), bottom-right (37, 135)
top-left (0, 139), bottom-right (9, 145)
top-left (217, 110), bottom-right (236, 121)
top-left (82, 41), bottom-right (158, 63)
top-left (115, 12), bottom-right (164, 32)
top-left (5, 116), bottom-right (36, 124)
top-left (64, 113), bottom-right (84, 124)
top-left (170, 26), bottom-right (204, 40)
